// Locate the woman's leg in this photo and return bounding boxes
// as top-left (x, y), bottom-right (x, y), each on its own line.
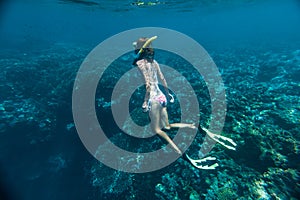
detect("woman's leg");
top-left (160, 107), bottom-right (196, 129)
top-left (170, 123), bottom-right (196, 129)
top-left (150, 103), bottom-right (182, 155)
top-left (160, 107), bottom-right (171, 130)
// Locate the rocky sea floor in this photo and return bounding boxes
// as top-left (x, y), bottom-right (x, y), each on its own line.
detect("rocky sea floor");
top-left (0, 43), bottom-right (299, 199)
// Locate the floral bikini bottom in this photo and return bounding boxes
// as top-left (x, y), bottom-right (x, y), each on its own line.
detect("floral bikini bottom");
top-left (148, 94), bottom-right (167, 111)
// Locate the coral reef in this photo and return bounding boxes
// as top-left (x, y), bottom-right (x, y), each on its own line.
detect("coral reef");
top-left (1, 43), bottom-right (299, 199)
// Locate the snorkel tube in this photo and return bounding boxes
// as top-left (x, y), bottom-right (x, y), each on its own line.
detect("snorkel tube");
top-left (137, 35), bottom-right (157, 56)
top-left (133, 36), bottom-right (157, 64)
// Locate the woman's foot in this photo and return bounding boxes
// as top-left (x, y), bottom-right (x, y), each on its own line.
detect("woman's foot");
top-left (189, 123), bottom-right (197, 129)
top-left (164, 125), bottom-right (171, 130)
top-left (175, 148), bottom-right (182, 155)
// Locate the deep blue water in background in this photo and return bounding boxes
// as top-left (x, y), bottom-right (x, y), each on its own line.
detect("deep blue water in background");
top-left (0, 0), bottom-right (300, 200)
top-left (1, 0), bottom-right (300, 50)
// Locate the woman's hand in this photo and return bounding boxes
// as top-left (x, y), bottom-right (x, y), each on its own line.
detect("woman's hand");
top-left (168, 93), bottom-right (174, 103)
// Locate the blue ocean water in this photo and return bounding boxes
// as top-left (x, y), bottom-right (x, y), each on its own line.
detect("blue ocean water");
top-left (0, 0), bottom-right (300, 199)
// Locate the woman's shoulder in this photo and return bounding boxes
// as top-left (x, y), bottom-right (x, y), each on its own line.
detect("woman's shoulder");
top-left (153, 60), bottom-right (159, 65)
top-left (136, 59), bottom-right (147, 66)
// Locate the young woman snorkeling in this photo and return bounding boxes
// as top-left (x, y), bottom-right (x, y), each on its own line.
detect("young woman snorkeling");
top-left (133, 36), bottom-right (196, 155)
top-left (132, 36), bottom-right (237, 169)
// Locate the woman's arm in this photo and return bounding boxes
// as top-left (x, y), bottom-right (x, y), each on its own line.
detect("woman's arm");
top-left (154, 61), bottom-right (174, 102)
top-left (154, 61), bottom-right (169, 95)
top-left (137, 60), bottom-right (150, 108)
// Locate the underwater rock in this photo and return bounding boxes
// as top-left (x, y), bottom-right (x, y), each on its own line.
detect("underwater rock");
top-left (266, 168), bottom-right (299, 198)
top-left (155, 173), bottom-right (180, 200)
top-left (48, 154), bottom-right (68, 172)
top-left (91, 161), bottom-right (134, 196)
top-left (0, 44), bottom-right (89, 146)
top-left (66, 122), bottom-right (75, 131)
top-left (189, 190), bottom-right (200, 200)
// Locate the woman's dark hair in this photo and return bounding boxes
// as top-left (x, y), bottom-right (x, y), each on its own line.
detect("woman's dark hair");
top-left (135, 48), bottom-right (154, 62)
